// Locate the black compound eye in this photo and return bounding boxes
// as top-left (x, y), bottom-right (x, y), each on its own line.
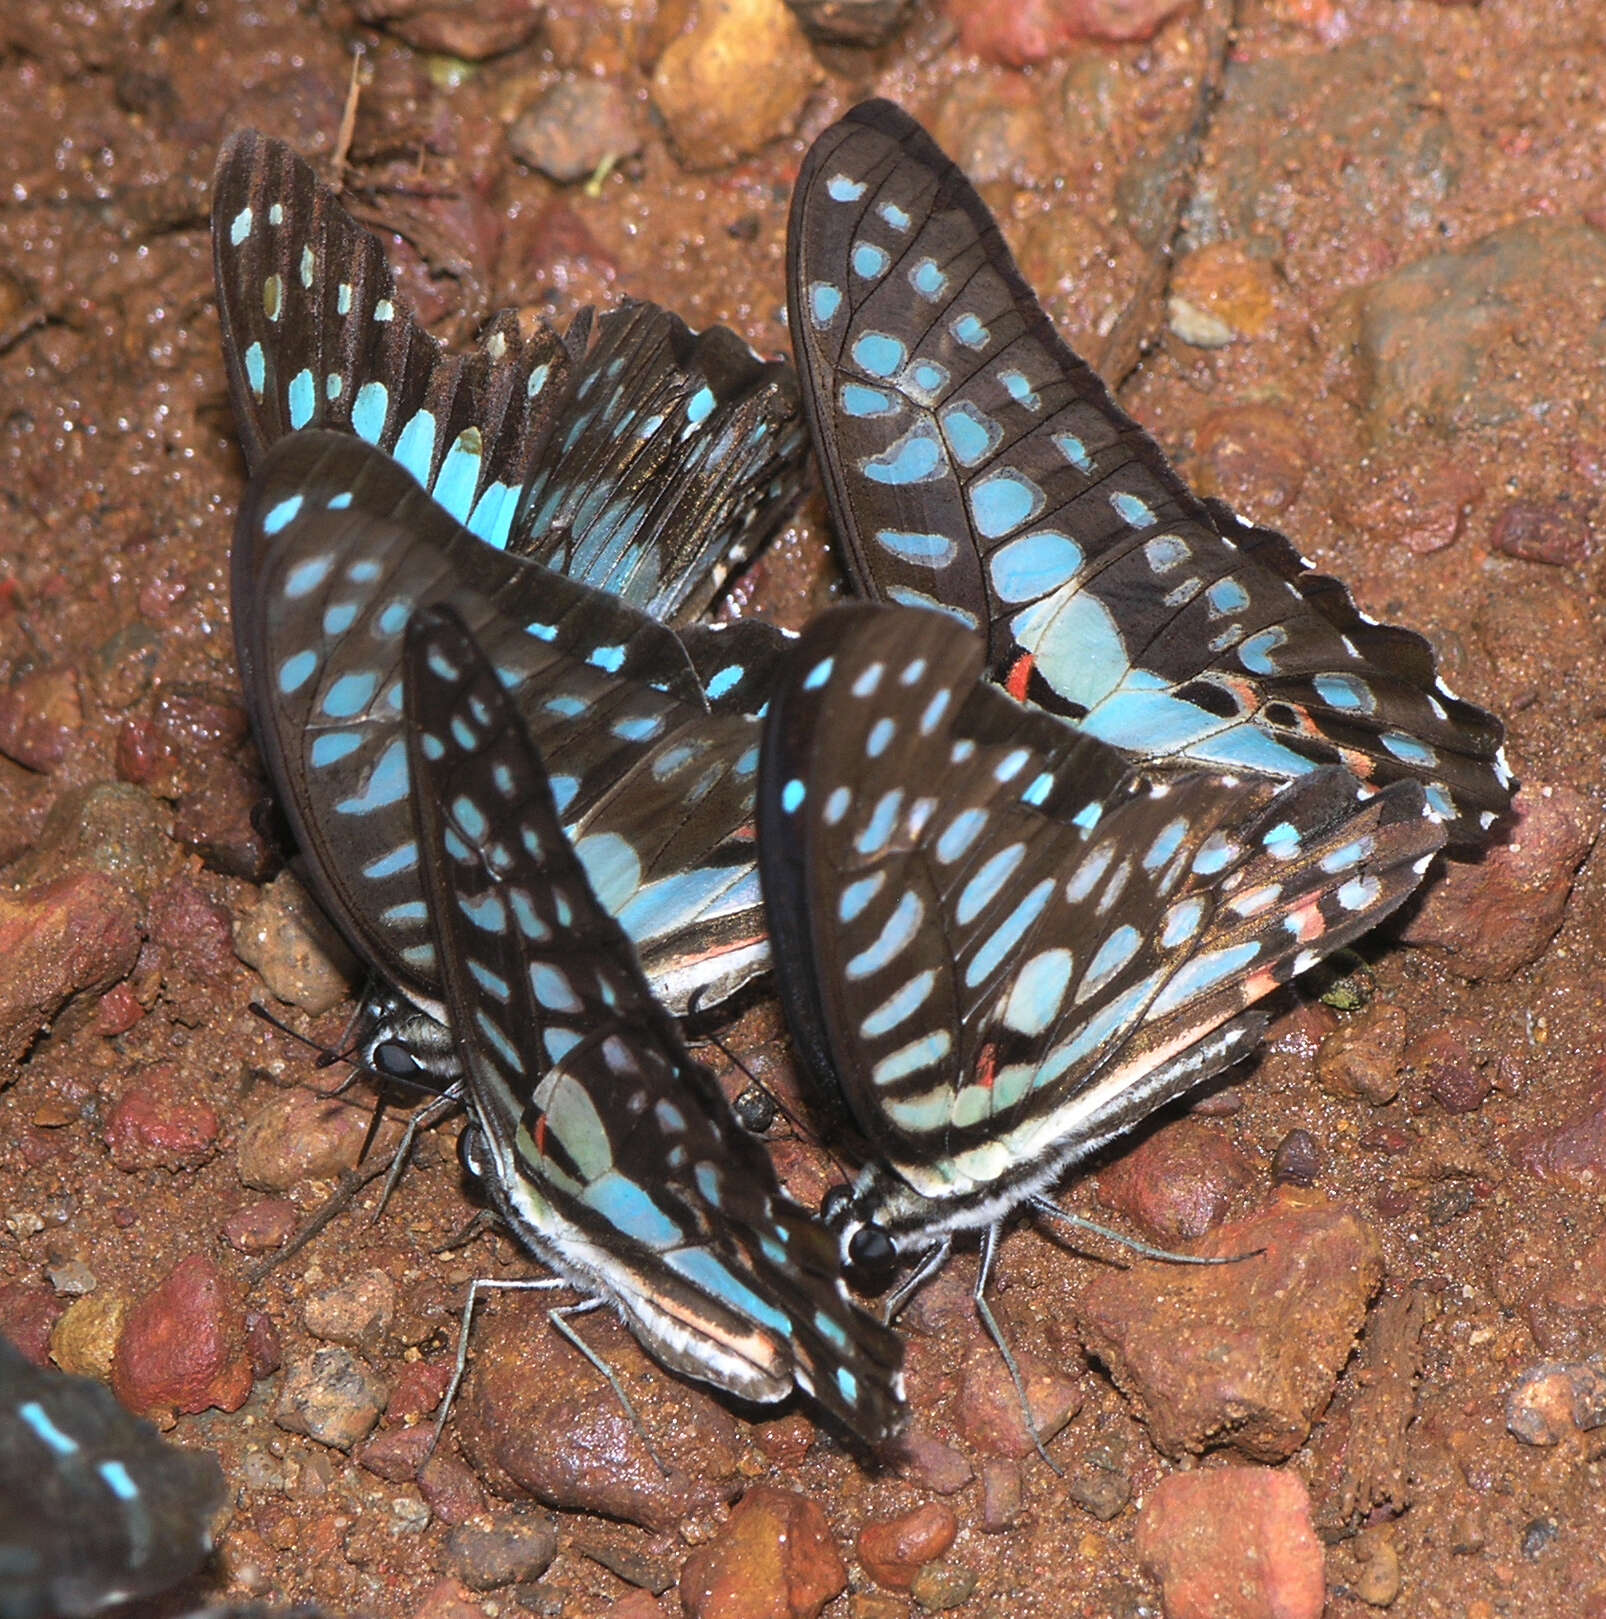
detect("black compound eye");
top-left (373, 1040), bottom-right (422, 1080)
top-left (731, 1084), bottom-right (776, 1134)
top-left (846, 1224), bottom-right (898, 1295)
top-left (457, 1122), bottom-right (490, 1183)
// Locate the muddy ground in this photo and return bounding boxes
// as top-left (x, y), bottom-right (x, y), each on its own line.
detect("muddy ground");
top-left (1, 1), bottom-right (1604, 1616)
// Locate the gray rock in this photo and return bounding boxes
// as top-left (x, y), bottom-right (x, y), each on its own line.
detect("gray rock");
top-left (272, 1347), bottom-right (389, 1451)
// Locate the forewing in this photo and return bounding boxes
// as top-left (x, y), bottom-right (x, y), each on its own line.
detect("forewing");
top-left (234, 430), bottom-right (768, 1015)
top-left (763, 604), bottom-right (1445, 1204)
top-left (403, 605), bottom-right (904, 1440)
top-left (788, 99), bottom-right (1509, 842)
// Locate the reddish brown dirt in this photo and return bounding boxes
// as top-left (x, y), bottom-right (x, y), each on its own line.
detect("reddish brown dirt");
top-left (2, 2), bottom-right (1605, 1616)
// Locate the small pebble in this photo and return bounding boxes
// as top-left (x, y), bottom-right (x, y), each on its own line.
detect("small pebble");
top-left (51, 1291), bottom-right (127, 1380)
top-left (359, 1426), bottom-right (434, 1483)
top-left (91, 624), bottom-right (162, 711)
top-left (1402, 783), bottom-right (1595, 982)
top-left (577, 1532), bottom-right (678, 1594)
top-left (455, 1304), bottom-right (744, 1532)
top-left (979, 1459), bottom-right (1025, 1532)
top-left (858, 1502), bottom-right (958, 1590)
top-left (953, 0), bottom-right (1189, 68)
top-left (0, 871), bottom-right (143, 1066)
top-left (888, 1430), bottom-right (974, 1495)
top-left (651, 0), bottom-right (823, 170)
top-left (1137, 1467), bottom-right (1325, 1619)
top-left (1507, 1360), bottom-right (1606, 1445)
top-left (0, 1281), bottom-right (65, 1363)
top-left (233, 871), bottom-right (358, 1015)
top-left (445, 1515), bottom-right (560, 1592)
top-left (909, 1561), bottom-right (978, 1612)
top-left (1315, 1005), bottom-right (1407, 1105)
top-left (1490, 499), bottom-right (1590, 566)
top-left (418, 1451), bottom-right (486, 1526)
top-left (679, 1485), bottom-right (846, 1619)
top-left (245, 1310), bottom-right (282, 1378)
top-left (224, 1197), bottom-right (299, 1254)
top-left (1355, 1542), bottom-right (1402, 1607)
top-left (387, 1357), bottom-right (454, 1423)
top-left (112, 1253), bottom-right (254, 1416)
top-left (304, 1268), bottom-right (398, 1358)
top-left (1066, 1459), bottom-right (1131, 1522)
top-left (509, 77), bottom-right (641, 184)
top-left (1096, 1117), bottom-right (1255, 1242)
top-left (103, 1066), bottom-right (220, 1172)
top-left (147, 877), bottom-right (238, 984)
top-left (1521, 1516), bottom-right (1560, 1560)
top-left (782, 0), bottom-right (913, 46)
top-left (273, 1346), bottom-right (389, 1450)
top-left (0, 665), bottom-right (82, 771)
top-left (235, 1086), bottom-right (401, 1192)
top-left (957, 1347), bottom-right (1082, 1459)
top-left (1271, 1130), bottom-right (1322, 1188)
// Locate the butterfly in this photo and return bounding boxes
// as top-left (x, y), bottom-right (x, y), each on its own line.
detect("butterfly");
top-left (0, 1334), bottom-right (224, 1619)
top-left (758, 602), bottom-right (1446, 1301)
top-left (233, 429), bottom-right (779, 1040)
top-left (787, 99), bottom-right (1511, 846)
top-left (213, 129), bottom-right (806, 625)
top-left (401, 601), bottom-right (906, 1441)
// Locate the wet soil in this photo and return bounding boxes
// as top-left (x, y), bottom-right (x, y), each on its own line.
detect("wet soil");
top-left (2, 1), bottom-right (1605, 1616)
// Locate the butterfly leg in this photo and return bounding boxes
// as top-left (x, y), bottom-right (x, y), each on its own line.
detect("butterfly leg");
top-left (547, 1298), bottom-right (671, 1477)
top-left (1029, 1196), bottom-right (1248, 1267)
top-left (970, 1224), bottom-right (1064, 1476)
top-left (432, 1276), bottom-right (574, 1456)
top-left (431, 1281), bottom-right (672, 1477)
top-left (372, 1087), bottom-right (464, 1223)
top-left (883, 1235), bottom-right (953, 1322)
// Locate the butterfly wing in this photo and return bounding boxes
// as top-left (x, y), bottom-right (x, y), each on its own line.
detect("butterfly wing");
top-left (213, 132), bottom-right (806, 620)
top-left (402, 604), bottom-right (905, 1440)
top-left (787, 99), bottom-right (1510, 844)
top-left (761, 604), bottom-right (1445, 1211)
top-left (0, 1336), bottom-right (224, 1618)
top-left (234, 429), bottom-right (768, 1017)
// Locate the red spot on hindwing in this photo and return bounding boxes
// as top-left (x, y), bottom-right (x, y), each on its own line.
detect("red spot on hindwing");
top-left (1005, 653), bottom-right (1034, 702)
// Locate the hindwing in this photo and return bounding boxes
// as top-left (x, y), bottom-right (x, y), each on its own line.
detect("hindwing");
top-left (214, 130), bottom-right (805, 621)
top-left (787, 100), bottom-right (1510, 843)
top-left (234, 430), bottom-right (771, 1017)
top-left (760, 605), bottom-right (1446, 1210)
top-left (403, 604), bottom-right (905, 1440)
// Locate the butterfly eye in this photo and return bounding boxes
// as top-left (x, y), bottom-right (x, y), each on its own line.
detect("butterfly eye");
top-left (732, 1084), bottom-right (776, 1134)
top-left (457, 1121), bottom-right (491, 1184)
top-left (372, 1039), bottom-right (423, 1081)
top-left (846, 1224), bottom-right (898, 1294)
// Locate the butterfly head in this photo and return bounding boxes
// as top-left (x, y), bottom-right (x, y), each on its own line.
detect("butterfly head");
top-left (351, 988), bottom-right (461, 1093)
top-left (821, 1175), bottom-right (905, 1297)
